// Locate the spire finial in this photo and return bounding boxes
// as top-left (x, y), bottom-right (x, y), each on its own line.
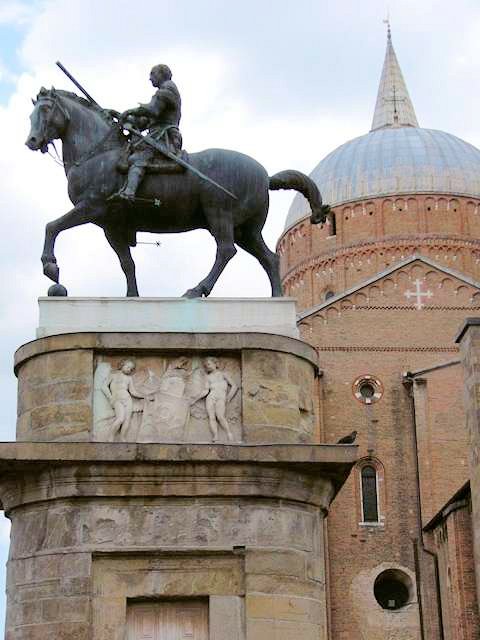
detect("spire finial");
top-left (371, 23), bottom-right (419, 131)
top-left (383, 15), bottom-right (391, 42)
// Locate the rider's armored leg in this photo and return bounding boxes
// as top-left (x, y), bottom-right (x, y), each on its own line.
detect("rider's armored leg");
top-left (120, 164), bottom-right (145, 200)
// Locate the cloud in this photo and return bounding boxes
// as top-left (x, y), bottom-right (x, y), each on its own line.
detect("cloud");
top-left (0, 59), bottom-right (15, 83)
top-left (1, 0), bottom-right (480, 635)
top-left (0, 1), bottom-right (34, 25)
top-left (0, 518), bottom-right (10, 544)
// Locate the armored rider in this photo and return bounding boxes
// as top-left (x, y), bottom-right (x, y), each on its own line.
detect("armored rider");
top-left (117, 64), bottom-right (182, 201)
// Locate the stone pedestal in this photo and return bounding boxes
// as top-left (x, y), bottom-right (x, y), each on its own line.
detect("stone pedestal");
top-left (1, 299), bottom-right (356, 639)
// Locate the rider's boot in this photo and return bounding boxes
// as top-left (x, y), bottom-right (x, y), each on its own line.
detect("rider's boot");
top-left (117, 165), bottom-right (145, 201)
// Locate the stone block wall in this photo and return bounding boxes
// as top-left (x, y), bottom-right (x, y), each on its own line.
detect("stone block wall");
top-left (0, 444), bottom-right (356, 640)
top-left (3, 316), bottom-right (357, 640)
top-left (14, 333), bottom-right (318, 445)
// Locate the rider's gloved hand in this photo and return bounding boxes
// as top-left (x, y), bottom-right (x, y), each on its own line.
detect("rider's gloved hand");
top-left (120, 108), bottom-right (137, 123)
top-left (104, 109), bottom-right (121, 120)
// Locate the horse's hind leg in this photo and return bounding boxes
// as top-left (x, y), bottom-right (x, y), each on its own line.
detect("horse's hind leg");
top-left (104, 227), bottom-right (139, 297)
top-left (235, 226), bottom-right (282, 296)
top-left (183, 209), bottom-right (237, 298)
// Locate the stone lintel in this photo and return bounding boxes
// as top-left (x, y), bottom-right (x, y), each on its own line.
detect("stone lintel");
top-left (455, 317), bottom-right (480, 343)
top-left (14, 330), bottom-right (319, 375)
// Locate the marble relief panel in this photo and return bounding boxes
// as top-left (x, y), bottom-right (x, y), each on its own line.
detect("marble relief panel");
top-left (93, 354), bottom-right (241, 443)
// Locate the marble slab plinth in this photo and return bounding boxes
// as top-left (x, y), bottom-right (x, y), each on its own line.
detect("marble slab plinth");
top-left (37, 297), bottom-right (299, 338)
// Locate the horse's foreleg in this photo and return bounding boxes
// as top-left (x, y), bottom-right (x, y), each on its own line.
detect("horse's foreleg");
top-left (104, 228), bottom-right (139, 297)
top-left (41, 203), bottom-right (93, 283)
top-left (183, 212), bottom-right (236, 298)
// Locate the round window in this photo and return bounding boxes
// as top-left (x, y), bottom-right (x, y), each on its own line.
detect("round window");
top-left (353, 375), bottom-right (383, 404)
top-left (374, 569), bottom-right (412, 610)
top-left (359, 382), bottom-right (375, 399)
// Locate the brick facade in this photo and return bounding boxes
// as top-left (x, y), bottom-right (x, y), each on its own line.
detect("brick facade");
top-left (279, 208), bottom-right (480, 637)
top-left (425, 486), bottom-right (479, 640)
top-left (278, 195), bottom-right (480, 313)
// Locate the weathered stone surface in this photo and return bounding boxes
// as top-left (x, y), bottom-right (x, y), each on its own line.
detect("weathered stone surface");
top-left (92, 554), bottom-right (244, 639)
top-left (245, 548), bottom-right (307, 579)
top-left (210, 596), bottom-right (244, 640)
top-left (242, 350), bottom-right (317, 443)
top-left (14, 332), bottom-right (319, 444)
top-left (15, 332), bottom-right (318, 374)
top-left (0, 441), bottom-right (354, 639)
top-left (4, 323), bottom-right (356, 639)
top-left (16, 348), bottom-right (93, 442)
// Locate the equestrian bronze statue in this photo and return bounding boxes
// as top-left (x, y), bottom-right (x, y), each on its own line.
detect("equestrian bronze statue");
top-left (26, 64), bottom-right (329, 297)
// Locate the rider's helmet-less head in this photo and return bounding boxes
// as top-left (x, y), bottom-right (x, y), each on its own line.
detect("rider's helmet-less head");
top-left (150, 64), bottom-right (172, 86)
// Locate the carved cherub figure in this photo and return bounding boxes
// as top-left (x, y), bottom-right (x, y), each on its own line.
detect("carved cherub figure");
top-left (101, 359), bottom-right (144, 439)
top-left (191, 356), bottom-right (238, 442)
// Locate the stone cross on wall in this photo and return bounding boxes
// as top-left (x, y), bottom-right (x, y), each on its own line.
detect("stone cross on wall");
top-left (404, 278), bottom-right (433, 310)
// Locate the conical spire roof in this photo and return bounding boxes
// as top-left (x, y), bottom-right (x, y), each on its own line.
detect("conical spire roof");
top-left (371, 24), bottom-right (419, 131)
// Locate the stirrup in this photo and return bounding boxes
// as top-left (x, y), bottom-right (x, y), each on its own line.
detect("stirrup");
top-left (108, 189), bottom-right (135, 202)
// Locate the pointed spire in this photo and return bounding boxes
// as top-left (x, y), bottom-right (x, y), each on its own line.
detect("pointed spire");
top-left (371, 22), bottom-right (419, 131)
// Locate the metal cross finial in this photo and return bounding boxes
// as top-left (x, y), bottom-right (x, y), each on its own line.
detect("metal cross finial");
top-left (384, 84), bottom-right (407, 125)
top-left (383, 12), bottom-right (391, 41)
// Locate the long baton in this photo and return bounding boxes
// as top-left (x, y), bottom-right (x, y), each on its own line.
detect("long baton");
top-left (56, 61), bottom-right (100, 107)
top-left (126, 124), bottom-right (237, 201)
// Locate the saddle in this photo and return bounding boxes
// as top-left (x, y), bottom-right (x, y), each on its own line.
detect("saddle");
top-left (117, 144), bottom-right (188, 174)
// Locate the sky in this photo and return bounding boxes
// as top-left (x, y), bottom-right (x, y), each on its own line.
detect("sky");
top-left (1, 0), bottom-right (480, 632)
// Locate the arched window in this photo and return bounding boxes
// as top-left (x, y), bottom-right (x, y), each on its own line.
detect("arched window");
top-left (361, 465), bottom-right (379, 522)
top-left (329, 212), bottom-right (337, 236)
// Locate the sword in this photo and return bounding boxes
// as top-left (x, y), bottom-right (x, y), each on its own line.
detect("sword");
top-left (125, 124), bottom-right (237, 200)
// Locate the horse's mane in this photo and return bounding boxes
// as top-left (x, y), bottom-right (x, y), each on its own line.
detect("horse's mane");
top-left (54, 89), bottom-right (112, 123)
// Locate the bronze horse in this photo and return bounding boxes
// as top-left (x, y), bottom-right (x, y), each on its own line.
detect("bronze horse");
top-left (26, 88), bottom-right (328, 297)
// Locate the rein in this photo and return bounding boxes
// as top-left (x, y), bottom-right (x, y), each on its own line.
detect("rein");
top-left (72, 125), bottom-right (119, 168)
top-left (40, 92), bottom-right (123, 171)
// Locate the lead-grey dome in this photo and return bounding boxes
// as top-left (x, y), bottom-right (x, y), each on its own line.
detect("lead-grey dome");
top-left (285, 126), bottom-right (480, 230)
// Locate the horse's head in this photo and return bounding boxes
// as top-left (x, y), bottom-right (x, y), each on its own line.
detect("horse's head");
top-left (25, 87), bottom-right (70, 153)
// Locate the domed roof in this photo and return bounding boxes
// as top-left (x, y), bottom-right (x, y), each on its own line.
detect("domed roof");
top-left (284, 26), bottom-right (480, 230)
top-left (285, 127), bottom-right (480, 229)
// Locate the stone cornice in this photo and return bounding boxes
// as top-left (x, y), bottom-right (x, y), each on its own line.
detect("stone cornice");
top-left (0, 442), bottom-right (357, 514)
top-left (14, 331), bottom-right (319, 375)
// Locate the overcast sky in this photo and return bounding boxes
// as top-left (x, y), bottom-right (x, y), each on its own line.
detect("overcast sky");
top-left (0, 0), bottom-right (480, 631)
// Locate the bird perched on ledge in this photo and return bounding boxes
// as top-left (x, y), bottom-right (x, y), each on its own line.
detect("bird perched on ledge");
top-left (337, 430), bottom-right (358, 444)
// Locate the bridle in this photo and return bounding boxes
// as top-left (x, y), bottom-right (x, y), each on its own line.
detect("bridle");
top-left (36, 92), bottom-right (70, 153)
top-left (35, 90), bottom-right (120, 170)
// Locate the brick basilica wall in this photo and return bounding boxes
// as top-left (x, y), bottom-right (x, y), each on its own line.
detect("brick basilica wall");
top-left (278, 195), bottom-right (480, 313)
top-left (278, 193), bottom-right (480, 639)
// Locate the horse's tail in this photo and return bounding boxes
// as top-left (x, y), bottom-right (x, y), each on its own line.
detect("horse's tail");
top-left (269, 170), bottom-right (330, 224)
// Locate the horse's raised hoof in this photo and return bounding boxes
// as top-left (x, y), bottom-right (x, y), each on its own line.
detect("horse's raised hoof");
top-left (182, 286), bottom-right (207, 299)
top-left (43, 261), bottom-right (60, 283)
